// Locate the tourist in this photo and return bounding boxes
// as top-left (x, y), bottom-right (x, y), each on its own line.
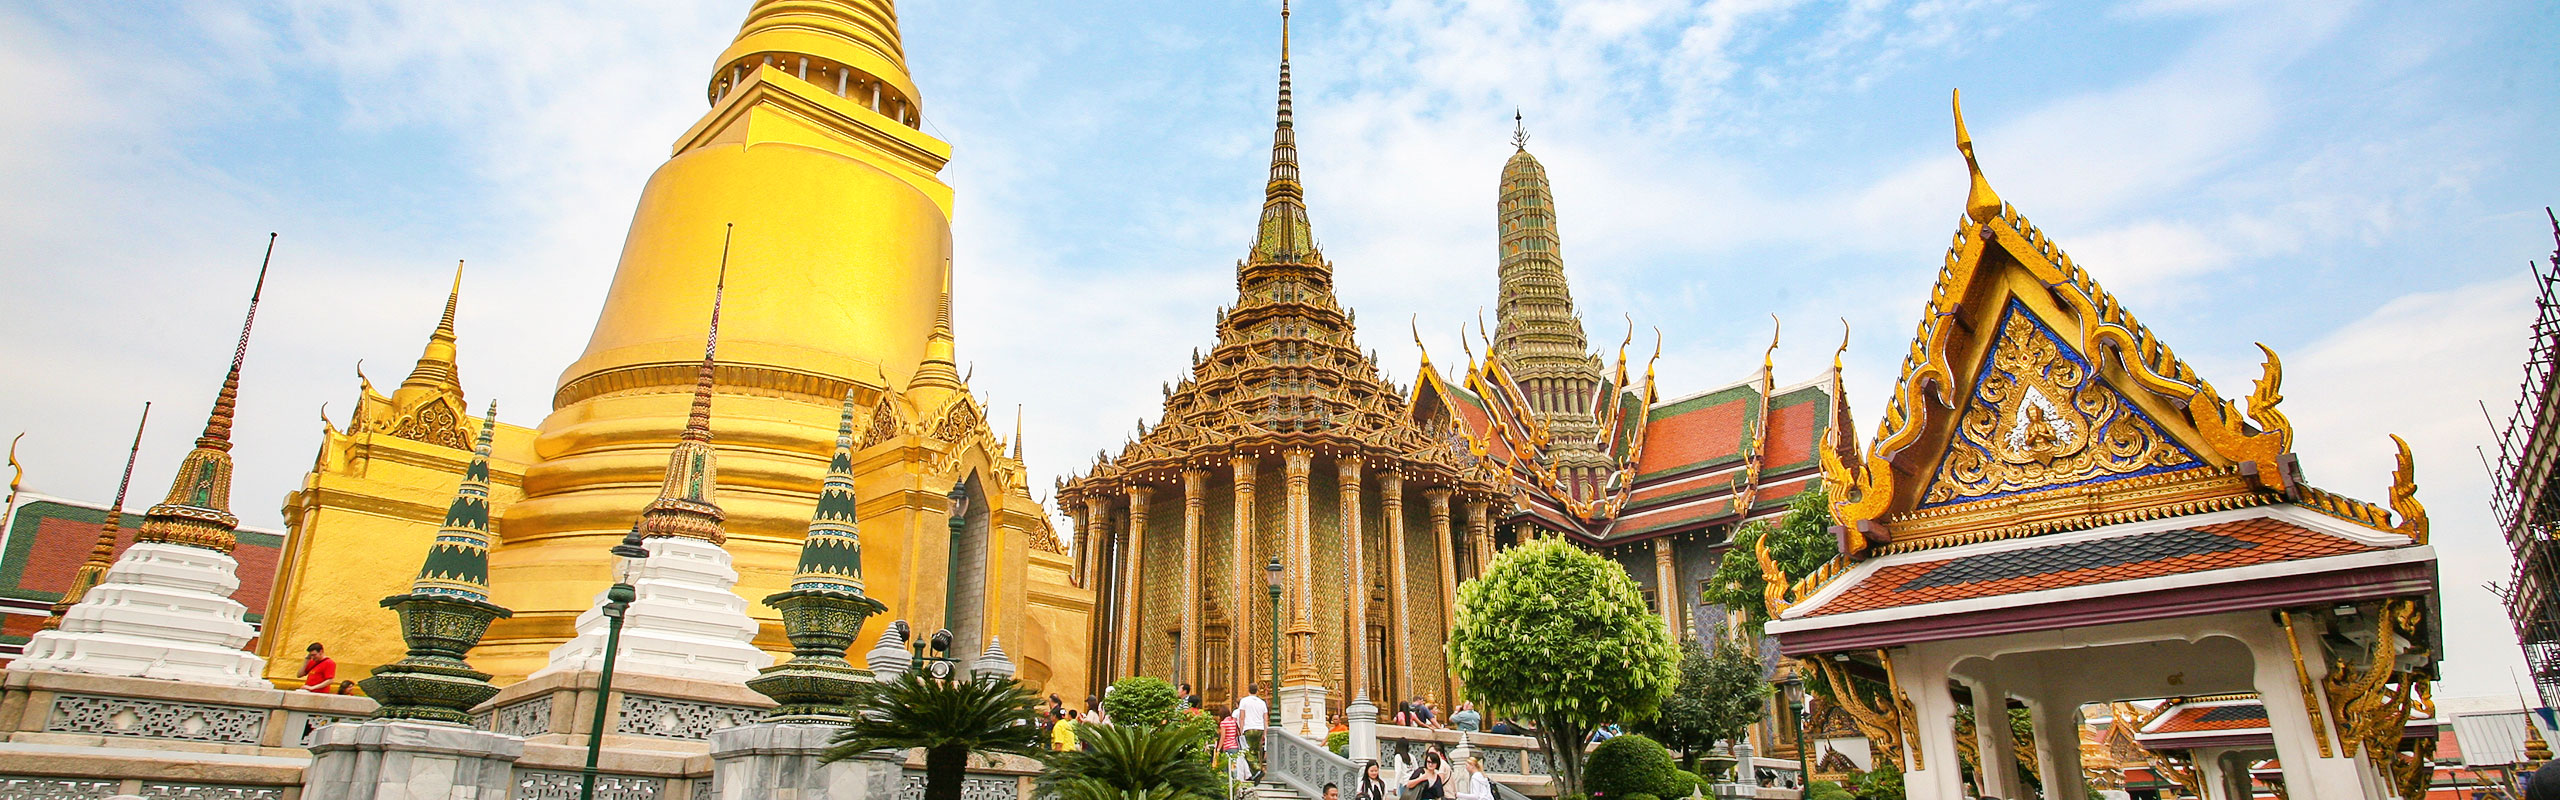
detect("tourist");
top-left (1354, 762), bottom-right (1389, 800)
top-left (298, 642), bottom-right (336, 692)
top-left (1051, 709), bottom-right (1079, 752)
top-left (1214, 704), bottom-right (1240, 753)
top-left (1180, 682), bottom-right (1202, 710)
top-left (1448, 756), bottom-right (1495, 800)
top-left (1487, 717), bottom-right (1521, 736)
top-left (1400, 750), bottom-right (1443, 800)
top-left (1587, 723), bottom-right (1623, 744)
top-left (1417, 699), bottom-right (1440, 729)
top-left (1329, 711), bottom-right (1348, 736)
top-left (1237, 683), bottom-right (1269, 780)
top-left (1084, 694), bottom-right (1109, 726)
top-left (1323, 783), bottom-right (1341, 800)
top-left (1449, 701), bottom-right (1480, 732)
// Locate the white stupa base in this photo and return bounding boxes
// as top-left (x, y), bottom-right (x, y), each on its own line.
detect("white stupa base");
top-left (534, 537), bottom-right (771, 684)
top-left (13, 542), bottom-right (268, 688)
top-left (1279, 682), bottom-right (1329, 739)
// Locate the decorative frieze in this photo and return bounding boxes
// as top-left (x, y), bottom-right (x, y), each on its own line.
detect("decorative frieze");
top-left (137, 785), bottom-right (287, 800)
top-left (479, 698), bottom-right (552, 738)
top-left (614, 695), bottom-right (761, 740)
top-left (512, 770), bottom-right (661, 800)
top-left (893, 771), bottom-right (1018, 800)
top-left (0, 777), bottom-right (120, 800)
top-left (43, 695), bottom-right (265, 745)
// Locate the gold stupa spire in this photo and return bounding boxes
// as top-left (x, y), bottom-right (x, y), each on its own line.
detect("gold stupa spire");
top-left (45, 402), bottom-right (150, 630)
top-left (637, 230), bottom-right (731, 543)
top-left (398, 261), bottom-right (465, 400)
top-left (1249, 0), bottom-right (1315, 265)
top-left (1953, 89), bottom-right (2003, 224)
top-left (137, 234), bottom-right (275, 553)
top-left (910, 258), bottom-right (962, 394)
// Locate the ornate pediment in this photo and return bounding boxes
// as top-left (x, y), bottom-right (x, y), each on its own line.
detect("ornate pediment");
top-left (1918, 300), bottom-right (2201, 507)
top-left (1816, 91), bottom-right (2328, 561)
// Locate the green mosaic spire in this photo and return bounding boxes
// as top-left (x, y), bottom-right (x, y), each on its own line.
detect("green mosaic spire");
top-left (410, 400), bottom-right (499, 602)
top-left (789, 389), bottom-right (865, 593)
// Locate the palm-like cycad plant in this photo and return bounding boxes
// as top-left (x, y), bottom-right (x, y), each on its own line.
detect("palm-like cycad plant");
top-left (820, 668), bottom-right (1048, 800)
top-left (1036, 721), bottom-right (1222, 800)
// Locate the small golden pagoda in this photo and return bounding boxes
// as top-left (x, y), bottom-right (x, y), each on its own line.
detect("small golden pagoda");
top-left (1057, 1), bottom-right (1506, 722)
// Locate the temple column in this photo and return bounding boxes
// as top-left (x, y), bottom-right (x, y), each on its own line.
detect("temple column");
top-left (1084, 495), bottom-right (1113, 678)
top-left (1653, 537), bottom-right (1678, 634)
top-left (1181, 468), bottom-right (1208, 692)
top-left (1230, 455), bottom-right (1258, 703)
top-left (1380, 470), bottom-right (1409, 703)
top-left (1427, 488), bottom-right (1458, 704)
top-left (2025, 694), bottom-right (2090, 800)
top-left (1280, 448), bottom-right (1325, 737)
top-left (1964, 676), bottom-right (2023, 800)
top-left (1465, 498), bottom-right (1492, 579)
top-left (1338, 459), bottom-right (1367, 704)
top-left (1119, 486), bottom-right (1153, 681)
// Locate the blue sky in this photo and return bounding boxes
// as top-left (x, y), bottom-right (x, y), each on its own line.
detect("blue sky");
top-left (2, 0), bottom-right (2553, 700)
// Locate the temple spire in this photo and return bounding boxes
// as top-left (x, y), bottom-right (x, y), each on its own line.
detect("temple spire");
top-left (638, 230), bottom-right (731, 543)
top-left (46, 402), bottom-right (150, 630)
top-left (399, 261), bottom-right (465, 398)
top-left (789, 389), bottom-right (868, 594)
top-left (1513, 108), bottom-right (1529, 151)
top-left (1248, 0), bottom-right (1314, 264)
top-left (139, 234), bottom-right (275, 553)
top-left (410, 401), bottom-right (501, 602)
top-left (911, 257), bottom-right (963, 394)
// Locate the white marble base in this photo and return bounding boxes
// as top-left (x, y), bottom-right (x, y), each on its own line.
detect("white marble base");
top-left (1279, 683), bottom-right (1329, 739)
top-left (708, 721), bottom-right (895, 800)
top-left (15, 543), bottom-right (267, 687)
top-left (303, 720), bottom-right (525, 800)
top-left (535, 537), bottom-right (772, 684)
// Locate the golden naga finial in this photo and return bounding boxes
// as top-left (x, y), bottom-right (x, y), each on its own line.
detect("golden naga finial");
top-left (1953, 89), bottom-right (2003, 224)
top-left (2190, 343), bottom-right (2295, 491)
top-left (1832, 318), bottom-right (1851, 373)
top-left (1755, 529), bottom-right (1791, 618)
top-left (6, 432), bottom-right (21, 493)
top-left (1762, 314), bottom-right (1782, 384)
top-left (2389, 434), bottom-right (2427, 544)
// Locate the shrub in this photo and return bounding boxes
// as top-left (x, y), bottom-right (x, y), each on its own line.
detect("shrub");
top-left (1583, 735), bottom-right (1684, 799)
top-left (1325, 730), bottom-right (1348, 757)
top-left (1803, 781), bottom-right (1854, 800)
top-left (1667, 769), bottom-right (1701, 798)
top-left (1102, 677), bottom-right (1180, 730)
top-left (1850, 766), bottom-right (1905, 800)
top-left (1620, 794), bottom-right (1660, 800)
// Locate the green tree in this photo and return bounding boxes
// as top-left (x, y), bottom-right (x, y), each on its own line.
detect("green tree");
top-left (1703, 490), bottom-right (1834, 635)
top-left (1102, 677), bottom-right (1181, 729)
top-left (1641, 636), bottom-right (1775, 773)
top-left (822, 669), bottom-right (1049, 800)
top-left (1037, 722), bottom-right (1222, 800)
top-left (1448, 536), bottom-right (1678, 795)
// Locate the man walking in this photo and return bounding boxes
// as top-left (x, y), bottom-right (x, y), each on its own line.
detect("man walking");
top-left (1236, 683), bottom-right (1269, 780)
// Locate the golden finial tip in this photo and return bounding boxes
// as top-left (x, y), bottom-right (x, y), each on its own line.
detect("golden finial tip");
top-left (1953, 88), bottom-right (2003, 224)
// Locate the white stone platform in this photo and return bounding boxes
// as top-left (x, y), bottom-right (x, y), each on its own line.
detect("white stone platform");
top-left (14, 542), bottom-right (268, 687)
top-left (535, 537), bottom-right (772, 684)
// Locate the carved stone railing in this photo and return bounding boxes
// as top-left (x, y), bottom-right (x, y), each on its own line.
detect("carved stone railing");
top-left (613, 695), bottom-right (763, 740)
top-left (510, 769), bottom-right (663, 800)
top-left (1269, 728), bottom-right (1360, 800)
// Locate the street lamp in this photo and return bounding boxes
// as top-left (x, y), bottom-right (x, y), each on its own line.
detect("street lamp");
top-left (1265, 557), bottom-right (1283, 732)
top-left (912, 627), bottom-right (960, 681)
top-left (579, 526), bottom-right (649, 800)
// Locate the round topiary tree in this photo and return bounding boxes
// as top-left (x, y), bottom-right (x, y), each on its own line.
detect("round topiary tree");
top-left (1101, 676), bottom-right (1181, 729)
top-left (1584, 735), bottom-right (1684, 799)
top-left (1448, 537), bottom-right (1679, 795)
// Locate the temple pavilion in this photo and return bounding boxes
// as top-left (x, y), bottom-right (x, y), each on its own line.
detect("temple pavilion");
top-left (1763, 94), bottom-right (2443, 800)
top-left (1054, 1), bottom-right (1508, 731)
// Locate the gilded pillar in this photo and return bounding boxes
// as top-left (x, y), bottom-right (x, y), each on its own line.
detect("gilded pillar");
top-left (1427, 487), bottom-right (1457, 702)
top-left (1653, 537), bottom-right (1678, 633)
top-left (1464, 498), bottom-right (1492, 579)
top-left (1119, 486), bottom-right (1152, 680)
top-left (1282, 448), bottom-right (1317, 684)
top-left (1084, 494), bottom-right (1113, 675)
top-left (1230, 454), bottom-right (1258, 697)
top-left (1180, 468), bottom-right (1209, 692)
top-left (1068, 497), bottom-right (1091, 589)
top-left (1379, 469), bottom-right (1409, 701)
top-left (1338, 459), bottom-right (1366, 701)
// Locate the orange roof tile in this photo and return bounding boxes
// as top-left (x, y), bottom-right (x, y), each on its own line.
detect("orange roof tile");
top-left (1807, 516), bottom-right (2386, 617)
top-left (1636, 400), bottom-right (1746, 477)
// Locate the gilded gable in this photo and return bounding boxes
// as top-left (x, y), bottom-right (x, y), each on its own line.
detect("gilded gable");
top-left (1920, 300), bottom-right (2199, 507)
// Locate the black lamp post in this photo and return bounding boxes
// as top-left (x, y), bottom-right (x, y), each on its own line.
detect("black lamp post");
top-left (1265, 557), bottom-right (1283, 732)
top-left (912, 627), bottom-right (960, 681)
top-left (578, 527), bottom-right (649, 800)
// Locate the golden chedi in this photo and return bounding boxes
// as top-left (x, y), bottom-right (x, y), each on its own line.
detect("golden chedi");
top-left (262, 0), bottom-right (1091, 696)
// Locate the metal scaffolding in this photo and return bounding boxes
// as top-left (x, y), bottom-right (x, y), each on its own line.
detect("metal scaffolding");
top-left (2490, 210), bottom-right (2560, 707)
